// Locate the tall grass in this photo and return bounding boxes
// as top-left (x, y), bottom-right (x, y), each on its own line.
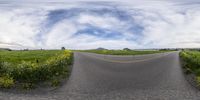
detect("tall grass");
top-left (0, 50), bottom-right (64, 64)
top-left (180, 51), bottom-right (200, 85)
top-left (0, 50), bottom-right (73, 89)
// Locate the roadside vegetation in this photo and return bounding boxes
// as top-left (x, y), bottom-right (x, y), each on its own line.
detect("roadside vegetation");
top-left (0, 50), bottom-right (73, 89)
top-left (78, 49), bottom-right (173, 55)
top-left (180, 50), bottom-right (200, 86)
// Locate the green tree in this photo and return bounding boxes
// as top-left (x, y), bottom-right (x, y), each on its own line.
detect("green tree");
top-left (61, 47), bottom-right (65, 50)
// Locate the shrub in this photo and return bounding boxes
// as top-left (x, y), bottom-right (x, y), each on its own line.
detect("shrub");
top-left (11, 61), bottom-right (38, 83)
top-left (180, 51), bottom-right (200, 87)
top-left (196, 76), bottom-right (200, 86)
top-left (184, 68), bottom-right (192, 75)
top-left (0, 75), bottom-right (14, 88)
top-left (0, 50), bottom-right (73, 89)
top-left (0, 62), bottom-right (13, 76)
top-left (61, 47), bottom-right (65, 50)
top-left (180, 51), bottom-right (200, 74)
top-left (15, 50), bottom-right (72, 84)
top-left (51, 78), bottom-right (60, 87)
top-left (22, 82), bottom-right (34, 90)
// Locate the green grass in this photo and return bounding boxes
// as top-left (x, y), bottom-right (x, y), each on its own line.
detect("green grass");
top-left (0, 50), bottom-right (64, 64)
top-left (77, 50), bottom-right (173, 55)
top-left (180, 50), bottom-right (200, 85)
top-left (0, 50), bottom-right (73, 89)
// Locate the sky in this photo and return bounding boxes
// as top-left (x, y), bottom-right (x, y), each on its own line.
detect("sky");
top-left (1, 0), bottom-right (200, 50)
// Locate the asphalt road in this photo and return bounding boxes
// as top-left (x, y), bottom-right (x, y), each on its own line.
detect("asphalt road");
top-left (1, 52), bottom-right (200, 100)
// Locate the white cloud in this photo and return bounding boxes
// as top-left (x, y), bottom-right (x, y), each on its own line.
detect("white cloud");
top-left (44, 20), bottom-right (78, 49)
top-left (77, 14), bottom-right (125, 29)
top-left (135, 6), bottom-right (200, 48)
top-left (0, 8), bottom-right (47, 49)
top-left (1, 1), bottom-right (200, 49)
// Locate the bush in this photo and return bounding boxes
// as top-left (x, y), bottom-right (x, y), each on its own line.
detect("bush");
top-left (51, 78), bottom-right (60, 87)
top-left (11, 61), bottom-right (38, 83)
top-left (22, 82), bottom-right (35, 90)
top-left (180, 51), bottom-right (200, 87)
top-left (196, 76), bottom-right (200, 86)
top-left (0, 50), bottom-right (73, 88)
top-left (0, 62), bottom-right (13, 76)
top-left (0, 75), bottom-right (14, 88)
top-left (180, 51), bottom-right (200, 74)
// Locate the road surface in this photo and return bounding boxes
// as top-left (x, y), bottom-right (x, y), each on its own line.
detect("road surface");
top-left (1, 52), bottom-right (200, 100)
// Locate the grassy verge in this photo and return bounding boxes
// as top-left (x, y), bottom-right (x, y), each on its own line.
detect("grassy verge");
top-left (179, 50), bottom-right (200, 86)
top-left (0, 50), bottom-right (73, 89)
top-left (76, 50), bottom-right (173, 55)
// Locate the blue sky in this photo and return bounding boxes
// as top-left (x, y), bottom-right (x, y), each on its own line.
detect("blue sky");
top-left (0, 0), bottom-right (200, 49)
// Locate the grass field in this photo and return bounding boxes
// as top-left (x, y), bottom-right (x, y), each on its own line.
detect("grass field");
top-left (0, 50), bottom-right (73, 89)
top-left (77, 50), bottom-right (173, 55)
top-left (180, 50), bottom-right (200, 85)
top-left (0, 50), bottom-right (64, 64)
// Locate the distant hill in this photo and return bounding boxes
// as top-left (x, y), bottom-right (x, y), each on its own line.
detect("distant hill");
top-left (0, 48), bottom-right (12, 51)
top-left (95, 47), bottom-right (107, 50)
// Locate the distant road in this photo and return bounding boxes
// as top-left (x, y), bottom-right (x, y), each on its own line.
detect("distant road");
top-left (1, 52), bottom-right (200, 100)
